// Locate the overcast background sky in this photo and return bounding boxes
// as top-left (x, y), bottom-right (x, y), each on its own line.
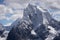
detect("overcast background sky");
top-left (0, 0), bottom-right (60, 26)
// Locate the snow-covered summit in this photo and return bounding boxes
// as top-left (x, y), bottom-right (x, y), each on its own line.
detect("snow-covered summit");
top-left (6, 4), bottom-right (60, 40)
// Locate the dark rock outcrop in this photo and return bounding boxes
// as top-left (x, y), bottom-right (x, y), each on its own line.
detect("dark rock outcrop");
top-left (7, 21), bottom-right (49, 40)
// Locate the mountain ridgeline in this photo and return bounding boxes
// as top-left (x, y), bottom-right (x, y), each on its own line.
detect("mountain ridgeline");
top-left (7, 4), bottom-right (60, 40)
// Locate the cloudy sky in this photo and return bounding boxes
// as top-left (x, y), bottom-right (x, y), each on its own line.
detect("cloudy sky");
top-left (0, 0), bottom-right (60, 26)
